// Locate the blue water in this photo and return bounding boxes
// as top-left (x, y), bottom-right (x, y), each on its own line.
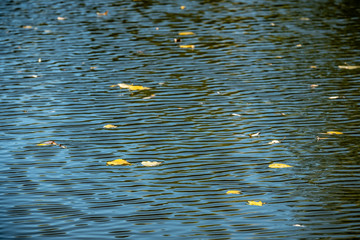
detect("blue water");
top-left (1, 0), bottom-right (360, 239)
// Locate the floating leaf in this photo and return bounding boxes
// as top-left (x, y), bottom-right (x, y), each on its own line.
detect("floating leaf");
top-left (247, 201), bottom-right (264, 206)
top-left (141, 161), bottom-right (162, 167)
top-left (22, 25), bottom-right (33, 29)
top-left (118, 83), bottom-right (150, 91)
top-left (226, 190), bottom-right (241, 195)
top-left (180, 6), bottom-right (186, 10)
top-left (179, 45), bottom-right (195, 49)
top-left (57, 17), bottom-right (66, 21)
top-left (106, 159), bottom-right (131, 166)
top-left (37, 141), bottom-right (66, 148)
top-left (338, 65), bottom-right (360, 70)
top-left (178, 31), bottom-right (195, 36)
top-left (268, 140), bottom-right (281, 145)
top-left (310, 84), bottom-right (319, 88)
top-left (37, 141), bottom-right (55, 146)
top-left (249, 132), bottom-right (260, 137)
top-left (96, 10), bottom-right (108, 16)
top-left (269, 163), bottom-right (293, 168)
top-left (328, 96), bottom-right (340, 99)
top-left (323, 131), bottom-right (343, 135)
top-left (293, 224), bottom-right (305, 227)
top-left (103, 124), bottom-right (117, 129)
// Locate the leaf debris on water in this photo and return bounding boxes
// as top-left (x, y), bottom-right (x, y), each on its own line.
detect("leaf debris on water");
top-left (118, 83), bottom-right (150, 91)
top-left (178, 31), bottom-right (195, 36)
top-left (37, 141), bottom-right (67, 149)
top-left (247, 201), bottom-right (264, 206)
top-left (179, 45), bottom-right (195, 49)
top-left (141, 161), bottom-right (162, 167)
top-left (269, 163), bottom-right (293, 168)
top-left (103, 124), bottom-right (117, 129)
top-left (106, 159), bottom-right (131, 166)
top-left (226, 190), bottom-right (241, 195)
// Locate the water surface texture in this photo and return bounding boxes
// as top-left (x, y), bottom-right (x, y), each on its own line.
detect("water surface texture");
top-left (1, 0), bottom-right (360, 239)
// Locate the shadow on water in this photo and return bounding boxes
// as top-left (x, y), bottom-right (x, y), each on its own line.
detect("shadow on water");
top-left (1, 0), bottom-right (360, 239)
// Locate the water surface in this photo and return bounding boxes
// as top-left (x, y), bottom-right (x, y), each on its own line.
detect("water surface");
top-left (1, 0), bottom-right (360, 239)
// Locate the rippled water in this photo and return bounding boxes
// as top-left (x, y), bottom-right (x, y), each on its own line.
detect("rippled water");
top-left (1, 0), bottom-right (360, 239)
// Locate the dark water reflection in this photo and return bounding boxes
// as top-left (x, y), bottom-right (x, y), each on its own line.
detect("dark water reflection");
top-left (1, 0), bottom-right (360, 239)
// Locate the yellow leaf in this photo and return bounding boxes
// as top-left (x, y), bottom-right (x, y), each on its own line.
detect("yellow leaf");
top-left (37, 143), bottom-right (51, 146)
top-left (269, 163), bottom-right (293, 168)
top-left (247, 201), bottom-right (264, 206)
top-left (117, 83), bottom-right (150, 91)
top-left (338, 65), bottom-right (360, 70)
top-left (141, 161), bottom-right (162, 167)
top-left (180, 6), bottom-right (186, 9)
top-left (106, 159), bottom-right (131, 166)
top-left (179, 45), bottom-right (195, 49)
top-left (22, 25), bottom-right (33, 29)
top-left (103, 124), bottom-right (117, 129)
top-left (226, 190), bottom-right (241, 195)
top-left (324, 131), bottom-right (343, 135)
top-left (178, 31), bottom-right (195, 36)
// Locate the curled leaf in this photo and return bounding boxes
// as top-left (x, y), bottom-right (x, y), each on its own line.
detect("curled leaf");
top-left (249, 132), bottom-right (260, 137)
top-left (226, 190), bottom-right (241, 195)
top-left (247, 201), bottom-right (264, 206)
top-left (268, 140), bottom-right (281, 145)
top-left (37, 141), bottom-right (66, 148)
top-left (179, 45), bottom-right (195, 49)
top-left (141, 161), bottom-right (162, 167)
top-left (103, 124), bottom-right (117, 129)
top-left (178, 31), bottom-right (195, 36)
top-left (269, 163), bottom-right (293, 168)
top-left (106, 159), bottom-right (131, 166)
top-left (97, 10), bottom-right (108, 17)
top-left (118, 83), bottom-right (150, 91)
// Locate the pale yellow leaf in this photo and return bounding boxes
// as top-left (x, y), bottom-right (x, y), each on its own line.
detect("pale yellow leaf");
top-left (106, 159), bottom-right (131, 166)
top-left (103, 124), bottom-right (117, 129)
top-left (249, 132), bottom-right (260, 137)
top-left (247, 201), bottom-right (264, 206)
top-left (23, 25), bottom-right (33, 29)
top-left (338, 65), bottom-right (360, 70)
top-left (226, 190), bottom-right (241, 195)
top-left (117, 83), bottom-right (150, 91)
top-left (329, 96), bottom-right (340, 99)
top-left (180, 6), bottom-right (186, 9)
top-left (179, 45), bottom-right (195, 49)
top-left (141, 161), bottom-right (162, 167)
top-left (178, 31), bottom-right (195, 36)
top-left (57, 17), bottom-right (66, 21)
top-left (269, 163), bottom-right (293, 168)
top-left (268, 140), bottom-right (281, 145)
